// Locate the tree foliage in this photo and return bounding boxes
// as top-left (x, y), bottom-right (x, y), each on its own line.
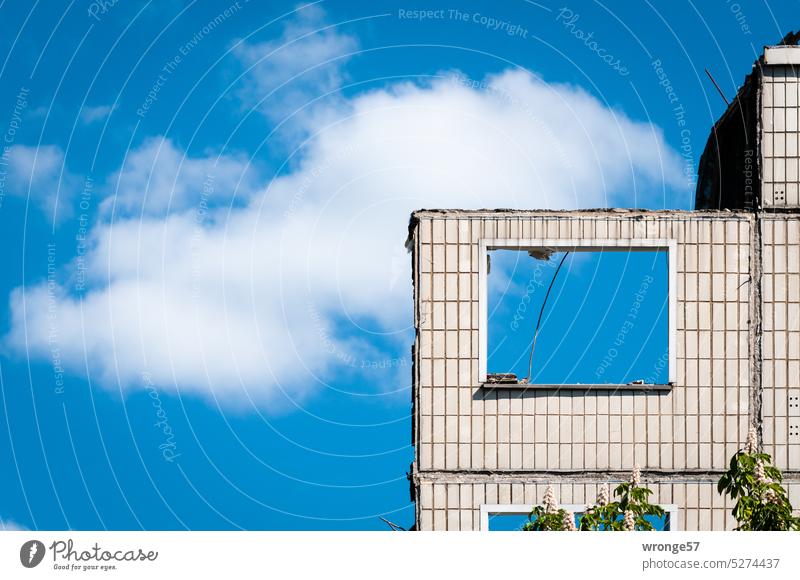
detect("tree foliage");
top-left (521, 504), bottom-right (571, 531)
top-left (520, 430), bottom-right (800, 532)
top-left (522, 467), bottom-right (663, 531)
top-left (579, 468), bottom-right (664, 531)
top-left (717, 429), bottom-right (800, 531)
top-left (522, 484), bottom-right (575, 531)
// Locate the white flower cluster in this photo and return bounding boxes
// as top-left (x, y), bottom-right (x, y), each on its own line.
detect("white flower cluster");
top-left (754, 461), bottom-right (769, 485)
top-left (764, 488), bottom-right (781, 504)
top-left (745, 427), bottom-right (758, 454)
top-left (596, 483), bottom-right (609, 506)
top-left (630, 464), bottom-right (641, 486)
top-left (753, 458), bottom-right (783, 505)
top-left (623, 510), bottom-right (635, 531)
top-left (543, 484), bottom-right (558, 514)
top-left (561, 511), bottom-right (577, 531)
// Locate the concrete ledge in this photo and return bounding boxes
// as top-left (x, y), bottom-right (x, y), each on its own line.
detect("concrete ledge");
top-left (764, 45), bottom-right (800, 65)
top-left (479, 383), bottom-right (673, 391)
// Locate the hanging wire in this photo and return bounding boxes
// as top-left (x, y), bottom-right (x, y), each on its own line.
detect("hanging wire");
top-left (523, 251), bottom-right (570, 383)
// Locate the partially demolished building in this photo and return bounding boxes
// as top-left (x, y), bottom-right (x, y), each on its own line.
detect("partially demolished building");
top-left (408, 39), bottom-right (800, 530)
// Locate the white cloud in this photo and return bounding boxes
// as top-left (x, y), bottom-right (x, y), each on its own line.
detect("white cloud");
top-left (2, 144), bottom-right (77, 220)
top-left (80, 104), bottom-right (114, 124)
top-left (0, 518), bottom-right (27, 531)
top-left (5, 68), bottom-right (686, 409)
top-left (101, 136), bottom-right (261, 216)
top-left (233, 4), bottom-right (357, 126)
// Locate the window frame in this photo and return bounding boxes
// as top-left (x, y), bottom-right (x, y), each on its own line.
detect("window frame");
top-left (478, 238), bottom-right (677, 388)
top-left (479, 503), bottom-right (680, 531)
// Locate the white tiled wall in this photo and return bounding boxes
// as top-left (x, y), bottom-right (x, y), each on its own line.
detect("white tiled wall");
top-left (414, 212), bottom-right (753, 475)
top-left (417, 479), bottom-right (736, 531)
top-left (762, 65), bottom-right (800, 207)
top-left (411, 211), bottom-right (764, 530)
top-left (761, 215), bottom-right (800, 469)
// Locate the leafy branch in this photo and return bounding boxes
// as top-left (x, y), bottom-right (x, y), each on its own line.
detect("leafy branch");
top-left (522, 467), bottom-right (663, 532)
top-left (717, 428), bottom-right (800, 531)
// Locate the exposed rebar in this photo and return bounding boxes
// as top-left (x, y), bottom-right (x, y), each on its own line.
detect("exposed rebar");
top-left (523, 251), bottom-right (570, 383)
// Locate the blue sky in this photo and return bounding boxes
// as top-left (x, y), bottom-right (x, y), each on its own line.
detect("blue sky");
top-left (488, 250), bottom-right (668, 385)
top-left (0, 0), bottom-right (796, 531)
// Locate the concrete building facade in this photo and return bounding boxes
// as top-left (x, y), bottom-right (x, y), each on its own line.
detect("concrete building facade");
top-left (408, 40), bottom-right (800, 531)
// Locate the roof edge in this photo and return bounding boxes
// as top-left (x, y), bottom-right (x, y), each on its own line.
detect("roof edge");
top-left (410, 208), bottom-right (753, 218)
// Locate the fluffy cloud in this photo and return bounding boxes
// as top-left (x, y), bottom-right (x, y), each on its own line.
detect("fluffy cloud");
top-left (0, 518), bottom-right (27, 531)
top-left (79, 104), bottom-right (114, 124)
top-left (5, 65), bottom-right (686, 408)
top-left (233, 4), bottom-right (357, 126)
top-left (1, 144), bottom-right (78, 220)
top-left (101, 136), bottom-right (261, 216)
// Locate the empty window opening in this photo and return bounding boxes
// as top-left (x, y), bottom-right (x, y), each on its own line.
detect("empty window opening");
top-left (486, 511), bottom-right (670, 531)
top-left (486, 248), bottom-right (669, 386)
top-left (483, 505), bottom-right (674, 531)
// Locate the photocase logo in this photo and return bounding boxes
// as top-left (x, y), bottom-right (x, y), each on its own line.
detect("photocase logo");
top-left (19, 540), bottom-right (46, 568)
